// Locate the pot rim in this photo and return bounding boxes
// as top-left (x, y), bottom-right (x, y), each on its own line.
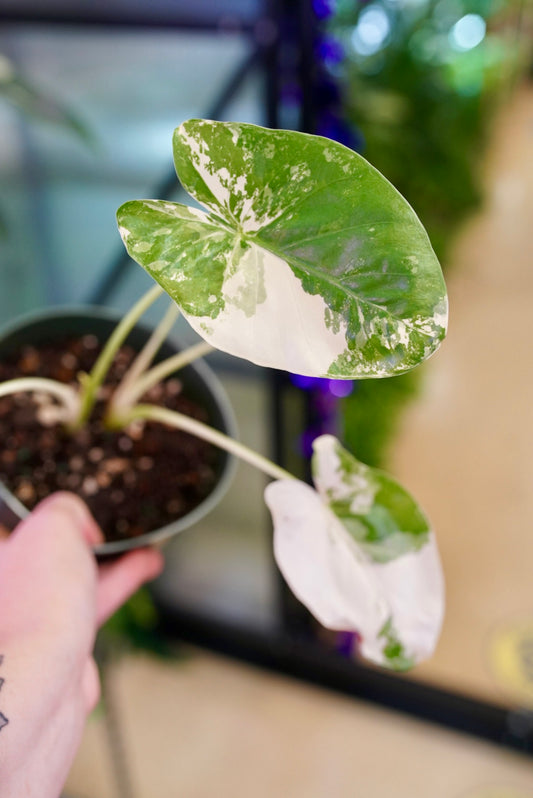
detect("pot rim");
top-left (0, 303), bottom-right (238, 556)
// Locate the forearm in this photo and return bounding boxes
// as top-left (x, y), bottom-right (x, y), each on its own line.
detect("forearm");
top-left (0, 645), bottom-right (89, 798)
top-left (0, 493), bottom-right (162, 796)
top-left (0, 497), bottom-right (98, 797)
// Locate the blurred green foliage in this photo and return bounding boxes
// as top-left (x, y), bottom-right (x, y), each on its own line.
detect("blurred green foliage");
top-left (331, 0), bottom-right (527, 466)
top-left (341, 370), bottom-right (420, 468)
top-left (100, 587), bottom-right (173, 659)
top-left (0, 52), bottom-right (92, 145)
top-left (0, 51), bottom-right (93, 241)
top-left (332, 0), bottom-right (525, 262)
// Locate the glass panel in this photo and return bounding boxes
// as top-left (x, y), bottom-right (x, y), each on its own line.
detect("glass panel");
top-left (0, 25), bottom-right (260, 319)
top-left (0, 21), bottom-right (279, 628)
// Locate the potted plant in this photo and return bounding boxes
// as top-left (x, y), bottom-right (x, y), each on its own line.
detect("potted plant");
top-left (0, 118), bottom-right (447, 671)
top-left (0, 302), bottom-right (237, 555)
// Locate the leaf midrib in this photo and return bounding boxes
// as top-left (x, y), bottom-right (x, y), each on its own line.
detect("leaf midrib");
top-left (151, 194), bottom-right (439, 340)
top-left (189, 200), bottom-right (438, 339)
top-left (281, 218), bottom-right (412, 251)
top-left (244, 229), bottom-right (434, 337)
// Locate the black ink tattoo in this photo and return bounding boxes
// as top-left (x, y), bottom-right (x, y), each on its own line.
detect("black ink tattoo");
top-left (0, 656), bottom-right (7, 732)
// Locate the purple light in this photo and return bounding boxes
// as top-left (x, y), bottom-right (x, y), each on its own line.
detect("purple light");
top-left (316, 35), bottom-right (345, 66)
top-left (336, 630), bottom-right (362, 658)
top-left (328, 379), bottom-right (354, 398)
top-left (290, 374), bottom-right (322, 390)
top-left (312, 0), bottom-right (337, 20)
top-left (336, 631), bottom-right (355, 657)
top-left (315, 112), bottom-right (364, 151)
top-left (299, 429), bottom-right (320, 459)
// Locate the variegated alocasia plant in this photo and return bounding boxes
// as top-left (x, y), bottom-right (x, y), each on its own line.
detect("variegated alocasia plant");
top-left (114, 119), bottom-right (447, 669)
top-left (0, 119), bottom-right (448, 670)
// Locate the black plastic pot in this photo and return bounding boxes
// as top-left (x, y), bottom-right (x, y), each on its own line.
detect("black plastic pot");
top-left (0, 306), bottom-right (237, 556)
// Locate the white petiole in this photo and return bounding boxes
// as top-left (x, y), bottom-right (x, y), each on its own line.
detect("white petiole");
top-left (0, 377), bottom-right (80, 424)
top-left (120, 403), bottom-right (294, 483)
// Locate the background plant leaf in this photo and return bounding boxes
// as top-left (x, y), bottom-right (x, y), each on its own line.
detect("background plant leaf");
top-left (0, 73), bottom-right (93, 146)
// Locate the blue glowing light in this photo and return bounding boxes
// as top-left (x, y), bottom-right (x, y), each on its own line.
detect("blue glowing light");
top-left (449, 14), bottom-right (486, 52)
top-left (351, 5), bottom-right (391, 56)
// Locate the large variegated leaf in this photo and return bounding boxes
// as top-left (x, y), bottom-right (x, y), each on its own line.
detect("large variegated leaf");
top-left (264, 435), bottom-right (444, 670)
top-left (117, 119), bottom-right (447, 378)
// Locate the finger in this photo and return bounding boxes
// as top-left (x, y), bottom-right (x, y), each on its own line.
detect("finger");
top-left (96, 548), bottom-right (164, 626)
top-left (0, 493), bottom-right (102, 642)
top-left (19, 492), bottom-right (104, 547)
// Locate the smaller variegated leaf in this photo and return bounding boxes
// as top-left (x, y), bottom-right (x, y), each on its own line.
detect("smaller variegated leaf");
top-left (117, 119), bottom-right (447, 379)
top-left (265, 435), bottom-right (444, 670)
top-left (312, 434), bottom-right (430, 564)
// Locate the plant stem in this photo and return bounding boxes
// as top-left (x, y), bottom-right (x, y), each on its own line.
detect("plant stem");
top-left (125, 403), bottom-right (294, 483)
top-left (111, 341), bottom-right (213, 416)
top-left (0, 377), bottom-right (79, 421)
top-left (115, 301), bottom-right (180, 400)
top-left (73, 284), bottom-right (163, 430)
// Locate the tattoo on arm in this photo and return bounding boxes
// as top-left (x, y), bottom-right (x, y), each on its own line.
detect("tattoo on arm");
top-left (0, 655), bottom-right (7, 732)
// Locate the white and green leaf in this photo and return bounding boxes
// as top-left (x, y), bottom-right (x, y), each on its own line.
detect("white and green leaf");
top-left (264, 435), bottom-right (444, 670)
top-left (312, 434), bottom-right (431, 564)
top-left (117, 119), bottom-right (447, 379)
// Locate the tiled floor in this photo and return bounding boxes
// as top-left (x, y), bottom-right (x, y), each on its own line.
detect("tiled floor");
top-left (65, 83), bottom-right (533, 797)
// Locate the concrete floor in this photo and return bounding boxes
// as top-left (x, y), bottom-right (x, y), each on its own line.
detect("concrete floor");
top-left (67, 649), bottom-right (533, 798)
top-left (65, 84), bottom-right (533, 796)
top-left (392, 83), bottom-right (533, 707)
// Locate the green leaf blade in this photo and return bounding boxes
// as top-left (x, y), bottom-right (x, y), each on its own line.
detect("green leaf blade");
top-left (312, 434), bottom-right (430, 563)
top-left (117, 199), bottom-right (230, 319)
top-left (121, 119), bottom-right (447, 378)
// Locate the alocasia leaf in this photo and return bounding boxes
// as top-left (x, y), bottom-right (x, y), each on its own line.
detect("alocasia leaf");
top-left (117, 119), bottom-right (447, 378)
top-left (264, 435), bottom-right (444, 670)
top-left (312, 434), bottom-right (430, 564)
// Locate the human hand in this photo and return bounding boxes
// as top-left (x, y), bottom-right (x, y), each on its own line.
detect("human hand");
top-left (0, 492), bottom-right (163, 797)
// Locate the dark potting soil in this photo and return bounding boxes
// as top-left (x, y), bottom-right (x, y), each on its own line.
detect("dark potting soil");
top-left (0, 335), bottom-right (219, 542)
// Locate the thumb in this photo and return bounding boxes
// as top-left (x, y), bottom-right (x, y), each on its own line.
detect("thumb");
top-left (0, 493), bottom-right (101, 641)
top-left (17, 492), bottom-right (104, 547)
